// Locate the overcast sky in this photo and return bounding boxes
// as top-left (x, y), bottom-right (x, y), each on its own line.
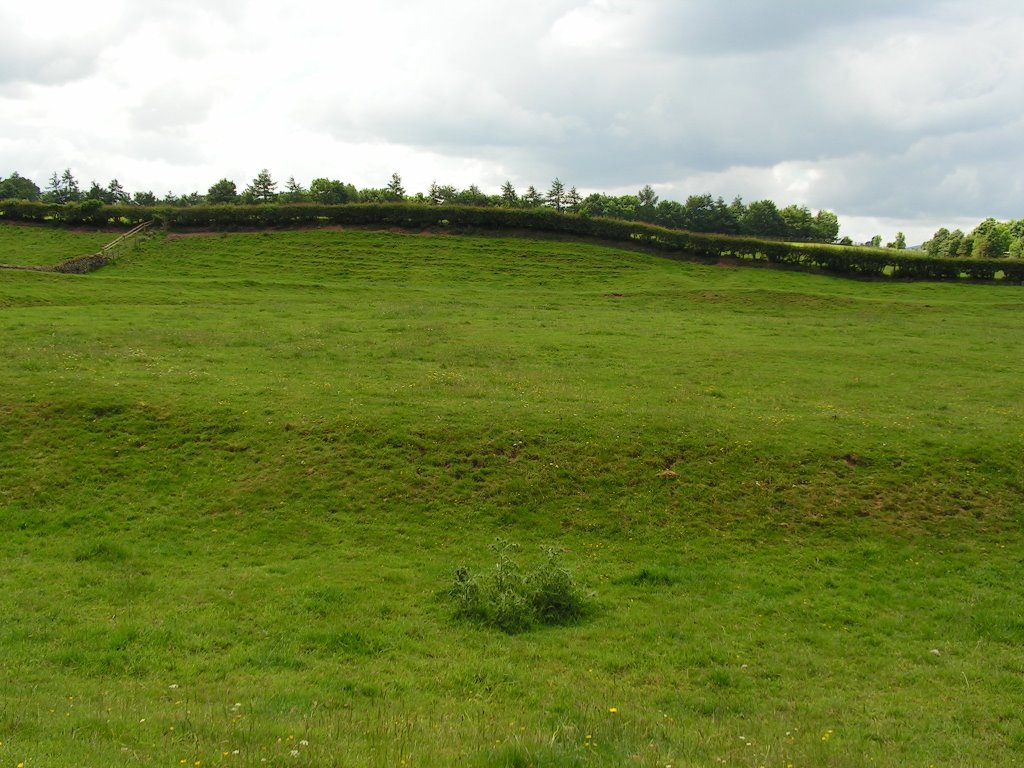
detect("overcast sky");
top-left (2, 0), bottom-right (1022, 243)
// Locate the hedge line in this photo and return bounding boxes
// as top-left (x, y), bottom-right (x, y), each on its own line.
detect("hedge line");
top-left (2, 199), bottom-right (1022, 282)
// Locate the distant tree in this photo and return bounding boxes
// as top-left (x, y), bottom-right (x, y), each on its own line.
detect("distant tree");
top-left (709, 196), bottom-right (740, 234)
top-left (427, 181), bottom-right (442, 204)
top-left (44, 169), bottom-right (81, 204)
top-left (456, 184), bottom-right (488, 206)
top-left (970, 217), bottom-right (1011, 259)
top-left (579, 193), bottom-right (636, 221)
top-left (636, 185), bottom-right (658, 222)
top-left (780, 204), bottom-right (816, 241)
top-left (386, 172), bottom-right (406, 200)
top-left (1008, 220), bottom-right (1024, 258)
top-left (499, 180), bottom-right (518, 207)
top-left (924, 228), bottom-right (947, 257)
top-left (838, 236), bottom-right (854, 246)
top-left (943, 229), bottom-right (965, 259)
top-left (60, 169), bottom-right (81, 202)
top-left (728, 196), bottom-right (747, 228)
top-left (565, 186), bottom-right (582, 213)
top-left (280, 177), bottom-right (308, 203)
top-left (955, 233), bottom-right (974, 258)
top-left (244, 169), bottom-right (277, 204)
top-left (924, 228), bottom-right (955, 258)
top-left (681, 194), bottom-right (723, 232)
top-left (741, 199), bottom-right (786, 238)
top-left (309, 178), bottom-right (354, 204)
top-left (886, 232), bottom-right (907, 250)
top-left (521, 185), bottom-right (543, 208)
top-left (813, 210), bottom-right (840, 243)
top-left (207, 178), bottom-right (239, 204)
top-left (360, 187), bottom-right (391, 203)
top-left (545, 178), bottom-right (566, 211)
top-left (132, 190), bottom-right (157, 206)
top-left (162, 191), bottom-right (179, 206)
top-left (654, 199), bottom-right (685, 228)
top-left (0, 172), bottom-right (42, 201)
top-left (107, 179), bottom-right (129, 204)
top-left (84, 180), bottom-right (112, 204)
top-left (428, 181), bottom-right (457, 205)
top-left (180, 191), bottom-right (204, 206)
top-left (868, 235), bottom-right (882, 248)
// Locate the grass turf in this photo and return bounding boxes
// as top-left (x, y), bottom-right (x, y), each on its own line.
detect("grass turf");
top-left (1, 225), bottom-right (1022, 766)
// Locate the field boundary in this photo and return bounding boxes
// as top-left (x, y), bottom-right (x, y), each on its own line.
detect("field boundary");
top-left (3, 203), bottom-right (1024, 282)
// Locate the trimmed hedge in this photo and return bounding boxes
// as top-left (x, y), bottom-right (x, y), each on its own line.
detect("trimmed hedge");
top-left (2, 200), bottom-right (1021, 282)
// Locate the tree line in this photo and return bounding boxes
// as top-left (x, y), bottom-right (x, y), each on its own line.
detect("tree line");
top-left (921, 218), bottom-right (1024, 260)
top-left (0, 168), bottom-right (847, 244)
top-left (7, 168), bottom-right (1020, 255)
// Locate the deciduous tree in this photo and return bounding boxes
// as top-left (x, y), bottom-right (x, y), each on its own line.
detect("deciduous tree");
top-left (741, 199), bottom-right (785, 238)
top-left (970, 217), bottom-right (1011, 259)
top-left (309, 178), bottom-right (354, 204)
top-left (456, 184), bottom-right (488, 206)
top-left (780, 204), bottom-right (816, 241)
top-left (207, 178), bottom-right (239, 204)
top-left (813, 210), bottom-right (840, 243)
top-left (0, 172), bottom-right (41, 201)
top-left (886, 232), bottom-right (907, 250)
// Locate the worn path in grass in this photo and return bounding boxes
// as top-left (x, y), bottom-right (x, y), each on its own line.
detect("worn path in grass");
top-left (1, 227), bottom-right (1023, 767)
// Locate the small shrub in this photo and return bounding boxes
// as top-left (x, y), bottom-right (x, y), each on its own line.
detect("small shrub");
top-left (451, 539), bottom-right (592, 633)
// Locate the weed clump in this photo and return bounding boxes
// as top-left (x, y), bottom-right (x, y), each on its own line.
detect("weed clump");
top-left (450, 539), bottom-right (593, 634)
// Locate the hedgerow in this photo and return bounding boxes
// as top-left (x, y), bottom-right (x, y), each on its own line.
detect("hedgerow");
top-left (2, 200), bottom-right (1020, 282)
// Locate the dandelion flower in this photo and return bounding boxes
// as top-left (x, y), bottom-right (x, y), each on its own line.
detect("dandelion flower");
top-left (608, 707), bottom-right (618, 714)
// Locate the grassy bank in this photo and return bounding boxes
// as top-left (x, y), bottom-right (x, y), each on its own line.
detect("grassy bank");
top-left (1, 227), bottom-right (1022, 766)
top-left (0, 223), bottom-right (114, 267)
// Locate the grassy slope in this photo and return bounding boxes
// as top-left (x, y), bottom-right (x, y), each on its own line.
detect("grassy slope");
top-left (0, 223), bottom-right (115, 266)
top-left (1, 227), bottom-right (1023, 767)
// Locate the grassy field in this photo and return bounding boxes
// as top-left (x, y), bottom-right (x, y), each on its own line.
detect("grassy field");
top-left (1, 224), bottom-right (1023, 767)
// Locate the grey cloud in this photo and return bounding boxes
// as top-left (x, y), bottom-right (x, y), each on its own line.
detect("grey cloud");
top-left (815, 122), bottom-right (1024, 220)
top-left (130, 86), bottom-right (215, 133)
top-left (0, 37), bottom-right (101, 86)
top-left (642, 0), bottom-right (940, 55)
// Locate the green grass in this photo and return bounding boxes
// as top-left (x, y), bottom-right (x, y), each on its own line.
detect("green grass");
top-left (1, 225), bottom-right (1023, 767)
top-left (0, 222), bottom-right (115, 266)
